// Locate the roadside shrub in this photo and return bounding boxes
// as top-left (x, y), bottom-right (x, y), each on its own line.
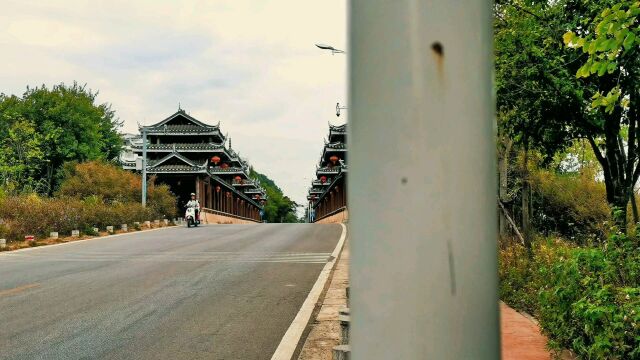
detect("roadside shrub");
top-left (0, 161), bottom-right (177, 241)
top-left (530, 169), bottom-right (609, 244)
top-left (57, 161), bottom-right (140, 203)
top-left (0, 195), bottom-right (165, 241)
top-left (500, 234), bottom-right (640, 359)
top-left (57, 161), bottom-right (177, 218)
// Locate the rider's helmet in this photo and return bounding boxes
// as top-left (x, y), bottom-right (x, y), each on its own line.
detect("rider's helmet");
top-left (190, 193), bottom-right (196, 198)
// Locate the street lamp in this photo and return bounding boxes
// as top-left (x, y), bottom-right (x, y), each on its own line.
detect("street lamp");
top-left (315, 43), bottom-right (345, 55)
top-left (336, 102), bottom-right (348, 117)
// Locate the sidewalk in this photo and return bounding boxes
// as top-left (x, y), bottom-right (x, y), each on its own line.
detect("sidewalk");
top-left (500, 302), bottom-right (551, 360)
top-left (298, 241), bottom-right (349, 359)
top-left (298, 242), bottom-right (556, 360)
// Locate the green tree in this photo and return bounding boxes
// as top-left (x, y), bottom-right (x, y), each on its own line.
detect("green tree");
top-left (0, 83), bottom-right (122, 194)
top-left (249, 168), bottom-right (299, 223)
top-left (495, 0), bottom-right (637, 233)
top-left (0, 119), bottom-right (45, 193)
top-left (563, 1), bottom-right (640, 230)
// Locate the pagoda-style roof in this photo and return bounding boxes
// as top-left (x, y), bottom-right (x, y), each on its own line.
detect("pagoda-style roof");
top-left (312, 179), bottom-right (331, 187)
top-left (141, 109), bottom-right (225, 139)
top-left (328, 123), bottom-right (347, 143)
top-left (316, 166), bottom-right (341, 175)
top-left (324, 141), bottom-right (347, 150)
top-left (147, 152), bottom-right (207, 173)
top-left (138, 143), bottom-right (227, 152)
top-left (207, 166), bottom-right (248, 176)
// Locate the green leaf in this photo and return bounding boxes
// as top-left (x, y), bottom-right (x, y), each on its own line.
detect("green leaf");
top-left (623, 32), bottom-right (636, 50)
top-left (563, 31), bottom-right (575, 45)
top-left (597, 62), bottom-right (608, 76)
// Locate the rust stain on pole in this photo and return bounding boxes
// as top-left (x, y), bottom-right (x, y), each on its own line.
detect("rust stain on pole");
top-left (431, 42), bottom-right (445, 83)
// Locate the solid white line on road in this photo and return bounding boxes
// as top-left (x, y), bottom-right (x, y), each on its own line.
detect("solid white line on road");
top-left (270, 223), bottom-right (347, 360)
top-left (0, 226), bottom-right (179, 255)
top-left (0, 252), bottom-right (333, 264)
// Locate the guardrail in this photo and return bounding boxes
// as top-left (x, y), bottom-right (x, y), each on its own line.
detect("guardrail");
top-left (314, 206), bottom-right (347, 222)
top-left (201, 208), bottom-right (261, 223)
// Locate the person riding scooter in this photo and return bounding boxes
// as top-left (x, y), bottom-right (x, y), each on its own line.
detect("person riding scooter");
top-left (185, 193), bottom-right (201, 223)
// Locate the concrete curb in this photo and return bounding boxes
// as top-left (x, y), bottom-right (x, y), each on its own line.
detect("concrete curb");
top-left (0, 225), bottom-right (179, 255)
top-left (270, 223), bottom-right (348, 360)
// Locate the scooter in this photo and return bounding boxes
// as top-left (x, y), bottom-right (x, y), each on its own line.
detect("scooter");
top-left (185, 206), bottom-right (200, 228)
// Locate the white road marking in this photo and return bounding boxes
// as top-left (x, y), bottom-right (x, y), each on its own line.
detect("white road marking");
top-left (270, 223), bottom-right (347, 360)
top-left (0, 226), bottom-right (178, 255)
top-left (0, 252), bottom-right (333, 264)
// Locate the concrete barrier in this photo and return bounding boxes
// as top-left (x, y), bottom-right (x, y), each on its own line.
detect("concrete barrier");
top-left (333, 345), bottom-right (350, 360)
top-left (92, 227), bottom-right (99, 234)
top-left (71, 230), bottom-right (80, 237)
top-left (50, 232), bottom-right (59, 239)
top-left (0, 239), bottom-right (6, 249)
top-left (154, 220), bottom-right (160, 226)
top-left (163, 219), bottom-right (169, 226)
top-left (121, 224), bottom-right (128, 232)
top-left (106, 226), bottom-right (114, 233)
top-left (339, 308), bottom-right (350, 345)
top-left (144, 221), bottom-right (151, 228)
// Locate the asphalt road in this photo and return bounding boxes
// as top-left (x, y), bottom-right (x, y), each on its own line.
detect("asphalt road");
top-left (0, 223), bottom-right (343, 360)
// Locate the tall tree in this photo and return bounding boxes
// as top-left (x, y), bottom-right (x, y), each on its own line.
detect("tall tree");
top-left (495, 0), bottom-right (638, 233)
top-left (563, 1), bottom-right (640, 230)
top-left (249, 168), bottom-right (299, 223)
top-left (0, 119), bottom-right (45, 192)
top-left (0, 83), bottom-right (122, 194)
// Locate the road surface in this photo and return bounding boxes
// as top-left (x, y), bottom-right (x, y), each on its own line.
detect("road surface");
top-left (0, 223), bottom-right (343, 360)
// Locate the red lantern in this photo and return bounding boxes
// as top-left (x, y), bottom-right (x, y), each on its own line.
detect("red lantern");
top-left (234, 176), bottom-right (242, 182)
top-left (211, 156), bottom-right (221, 165)
top-left (330, 155), bottom-right (339, 165)
top-left (220, 163), bottom-right (229, 169)
top-left (215, 185), bottom-right (221, 193)
top-left (255, 194), bottom-right (261, 200)
top-left (320, 176), bottom-right (327, 184)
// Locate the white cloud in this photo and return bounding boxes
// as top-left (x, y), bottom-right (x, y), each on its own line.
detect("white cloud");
top-left (0, 0), bottom-right (347, 207)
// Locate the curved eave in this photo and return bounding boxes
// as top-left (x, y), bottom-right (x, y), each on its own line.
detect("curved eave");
top-left (208, 167), bottom-right (247, 175)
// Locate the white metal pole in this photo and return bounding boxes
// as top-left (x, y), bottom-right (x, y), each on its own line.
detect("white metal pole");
top-left (349, 0), bottom-right (499, 359)
top-left (142, 127), bottom-right (147, 207)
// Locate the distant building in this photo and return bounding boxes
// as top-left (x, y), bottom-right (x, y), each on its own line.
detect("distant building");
top-left (307, 123), bottom-right (347, 223)
top-left (120, 109), bottom-right (266, 222)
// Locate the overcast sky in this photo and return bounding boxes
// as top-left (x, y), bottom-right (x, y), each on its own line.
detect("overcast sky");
top-left (0, 0), bottom-right (347, 207)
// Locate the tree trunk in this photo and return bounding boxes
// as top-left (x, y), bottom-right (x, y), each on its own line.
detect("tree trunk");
top-left (522, 145), bottom-right (532, 249)
top-left (498, 138), bottom-right (513, 238)
top-left (631, 191), bottom-right (639, 225)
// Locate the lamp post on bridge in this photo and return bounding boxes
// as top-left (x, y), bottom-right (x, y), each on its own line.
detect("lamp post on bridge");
top-left (141, 126), bottom-right (148, 207)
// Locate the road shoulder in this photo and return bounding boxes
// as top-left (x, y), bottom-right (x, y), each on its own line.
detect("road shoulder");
top-left (297, 236), bottom-right (349, 360)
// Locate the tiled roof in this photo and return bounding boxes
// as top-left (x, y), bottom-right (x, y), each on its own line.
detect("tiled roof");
top-left (325, 141), bottom-right (347, 150)
top-left (148, 164), bottom-right (205, 173)
top-left (317, 166), bottom-right (340, 174)
top-left (143, 143), bottom-right (226, 151)
top-left (145, 124), bottom-right (221, 133)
